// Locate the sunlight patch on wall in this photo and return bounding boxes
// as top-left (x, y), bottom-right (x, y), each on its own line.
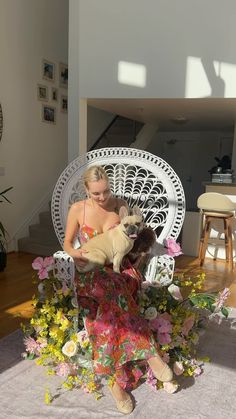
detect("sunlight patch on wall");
top-left (118, 61), bottom-right (146, 88)
top-left (185, 56), bottom-right (212, 98)
top-left (213, 61), bottom-right (236, 97)
top-left (186, 56), bottom-right (236, 98)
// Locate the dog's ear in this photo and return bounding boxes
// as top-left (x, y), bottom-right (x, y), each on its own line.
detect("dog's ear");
top-left (119, 205), bottom-right (129, 220)
top-left (132, 205), bottom-right (142, 218)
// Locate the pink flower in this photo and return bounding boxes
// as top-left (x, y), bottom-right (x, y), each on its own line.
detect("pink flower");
top-left (150, 315), bottom-right (172, 334)
top-left (24, 336), bottom-right (42, 355)
top-left (158, 332), bottom-right (172, 345)
top-left (182, 315), bottom-right (195, 336)
top-left (214, 288), bottom-right (230, 310)
top-left (173, 361), bottom-right (184, 376)
top-left (55, 362), bottom-right (71, 377)
top-left (193, 366), bottom-right (203, 377)
top-left (32, 256), bottom-right (54, 280)
top-left (161, 352), bottom-right (170, 364)
top-left (164, 238), bottom-right (183, 257)
top-left (150, 315), bottom-right (172, 345)
top-left (61, 281), bottom-right (70, 295)
top-left (146, 368), bottom-right (157, 390)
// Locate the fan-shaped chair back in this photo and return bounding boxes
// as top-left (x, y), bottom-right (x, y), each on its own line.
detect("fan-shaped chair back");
top-left (52, 147), bottom-right (185, 249)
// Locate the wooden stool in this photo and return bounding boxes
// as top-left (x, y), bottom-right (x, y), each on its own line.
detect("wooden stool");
top-left (197, 192), bottom-right (236, 270)
top-left (198, 211), bottom-right (234, 269)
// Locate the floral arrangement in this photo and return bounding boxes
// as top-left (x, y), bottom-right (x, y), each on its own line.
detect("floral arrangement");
top-left (22, 252), bottom-right (230, 402)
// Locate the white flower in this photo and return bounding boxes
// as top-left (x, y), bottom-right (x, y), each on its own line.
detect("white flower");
top-left (144, 307), bottom-right (158, 320)
top-left (173, 361), bottom-right (184, 376)
top-left (168, 284), bottom-right (183, 302)
top-left (38, 282), bottom-right (45, 294)
top-left (76, 330), bottom-right (89, 345)
top-left (71, 297), bottom-right (78, 308)
top-left (62, 340), bottom-right (77, 357)
top-left (163, 381), bottom-right (179, 393)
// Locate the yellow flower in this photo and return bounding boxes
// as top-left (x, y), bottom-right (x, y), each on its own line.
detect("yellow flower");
top-left (44, 388), bottom-right (52, 405)
top-left (108, 376), bottom-right (116, 388)
top-left (183, 280), bottom-right (192, 286)
top-left (54, 309), bottom-right (64, 324)
top-left (62, 382), bottom-right (73, 390)
top-left (67, 309), bottom-right (78, 316)
top-left (49, 326), bottom-right (65, 343)
top-left (47, 369), bottom-right (55, 376)
top-left (60, 318), bottom-right (72, 331)
top-left (87, 381), bottom-right (97, 392)
top-left (198, 356), bottom-right (210, 363)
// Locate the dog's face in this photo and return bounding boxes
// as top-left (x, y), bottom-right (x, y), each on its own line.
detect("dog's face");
top-left (119, 206), bottom-right (143, 240)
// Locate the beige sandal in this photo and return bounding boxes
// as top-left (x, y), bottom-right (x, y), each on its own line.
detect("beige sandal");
top-left (110, 385), bottom-right (134, 415)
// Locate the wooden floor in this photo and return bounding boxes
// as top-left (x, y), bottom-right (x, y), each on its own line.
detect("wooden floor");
top-left (0, 252), bottom-right (235, 339)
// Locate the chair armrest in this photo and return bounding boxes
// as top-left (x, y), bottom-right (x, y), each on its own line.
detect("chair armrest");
top-left (53, 250), bottom-right (75, 290)
top-left (53, 250), bottom-right (175, 290)
top-left (144, 254), bottom-right (175, 285)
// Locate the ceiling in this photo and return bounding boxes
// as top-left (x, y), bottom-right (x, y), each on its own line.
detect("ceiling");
top-left (88, 98), bottom-right (236, 133)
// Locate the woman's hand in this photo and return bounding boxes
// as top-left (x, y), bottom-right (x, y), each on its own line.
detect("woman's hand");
top-left (74, 249), bottom-right (89, 269)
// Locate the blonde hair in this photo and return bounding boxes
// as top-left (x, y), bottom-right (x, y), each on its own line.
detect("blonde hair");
top-left (83, 165), bottom-right (109, 189)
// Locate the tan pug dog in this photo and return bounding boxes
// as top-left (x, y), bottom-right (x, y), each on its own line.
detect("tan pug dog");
top-left (76, 205), bottom-right (143, 273)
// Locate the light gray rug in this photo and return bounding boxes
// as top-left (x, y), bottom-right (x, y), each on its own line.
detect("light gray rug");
top-left (1, 310), bottom-right (236, 419)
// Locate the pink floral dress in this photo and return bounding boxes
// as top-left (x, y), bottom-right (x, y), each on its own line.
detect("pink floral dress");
top-left (75, 224), bottom-right (159, 390)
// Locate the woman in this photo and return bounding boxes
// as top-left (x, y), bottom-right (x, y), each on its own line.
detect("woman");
top-left (64, 165), bottom-right (173, 415)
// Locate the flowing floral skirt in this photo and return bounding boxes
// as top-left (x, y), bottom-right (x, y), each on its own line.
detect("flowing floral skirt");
top-left (75, 265), bottom-right (159, 390)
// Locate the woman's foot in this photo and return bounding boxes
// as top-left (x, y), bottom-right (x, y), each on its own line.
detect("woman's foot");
top-left (148, 356), bottom-right (173, 382)
top-left (109, 381), bottom-right (134, 415)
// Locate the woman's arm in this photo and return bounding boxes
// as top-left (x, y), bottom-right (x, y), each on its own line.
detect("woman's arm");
top-left (63, 203), bottom-right (88, 265)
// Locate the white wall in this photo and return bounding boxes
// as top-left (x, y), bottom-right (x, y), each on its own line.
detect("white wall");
top-left (76, 0), bottom-right (236, 98)
top-left (148, 131), bottom-right (233, 210)
top-left (68, 0), bottom-right (236, 157)
top-left (0, 0), bottom-right (69, 251)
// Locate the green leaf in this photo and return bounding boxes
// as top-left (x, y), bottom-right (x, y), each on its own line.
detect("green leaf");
top-left (27, 353), bottom-right (36, 360)
top-left (221, 307), bottom-right (229, 318)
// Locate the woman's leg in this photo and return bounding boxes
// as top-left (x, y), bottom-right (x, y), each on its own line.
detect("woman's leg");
top-left (148, 356), bottom-right (173, 382)
top-left (110, 380), bottom-right (134, 415)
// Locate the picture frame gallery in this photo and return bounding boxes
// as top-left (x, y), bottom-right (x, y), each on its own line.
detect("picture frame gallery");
top-left (38, 58), bottom-right (68, 125)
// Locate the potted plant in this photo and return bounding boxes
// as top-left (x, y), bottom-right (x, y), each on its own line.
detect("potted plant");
top-left (0, 186), bottom-right (13, 272)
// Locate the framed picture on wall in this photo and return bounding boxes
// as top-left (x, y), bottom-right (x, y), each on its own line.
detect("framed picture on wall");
top-left (59, 62), bottom-right (68, 88)
top-left (51, 87), bottom-right (58, 102)
top-left (60, 94), bottom-right (68, 113)
top-left (42, 104), bottom-right (56, 124)
top-left (42, 59), bottom-right (55, 82)
top-left (37, 84), bottom-right (48, 101)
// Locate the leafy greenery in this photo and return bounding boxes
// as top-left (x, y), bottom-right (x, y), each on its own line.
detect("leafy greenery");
top-left (0, 186), bottom-right (13, 251)
top-left (23, 260), bottom-right (230, 403)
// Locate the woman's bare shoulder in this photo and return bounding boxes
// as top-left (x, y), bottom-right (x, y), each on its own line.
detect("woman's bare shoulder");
top-left (69, 200), bottom-right (85, 213)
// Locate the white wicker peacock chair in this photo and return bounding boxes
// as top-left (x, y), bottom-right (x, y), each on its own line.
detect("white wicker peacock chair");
top-left (51, 147), bottom-right (185, 288)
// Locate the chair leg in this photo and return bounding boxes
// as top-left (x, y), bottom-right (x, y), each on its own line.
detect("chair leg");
top-left (226, 218), bottom-right (234, 270)
top-left (198, 217), bottom-right (206, 264)
top-left (199, 216), bottom-right (211, 266)
top-left (223, 218), bottom-right (229, 262)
